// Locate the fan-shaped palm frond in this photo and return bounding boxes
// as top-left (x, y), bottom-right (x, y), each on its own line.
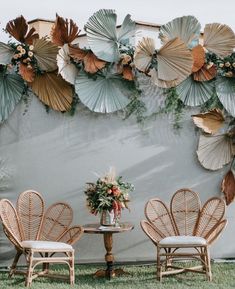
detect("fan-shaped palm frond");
top-left (134, 37), bottom-right (155, 72)
top-left (176, 76), bottom-right (215, 106)
top-left (33, 38), bottom-right (59, 72)
top-left (221, 170), bottom-right (235, 205)
top-left (6, 15), bottom-right (39, 44)
top-left (30, 71), bottom-right (73, 112)
top-left (157, 37), bottom-right (193, 82)
top-left (193, 64), bottom-right (217, 82)
top-left (0, 43), bottom-right (14, 65)
top-left (192, 45), bottom-right (205, 73)
top-left (85, 9), bottom-right (135, 62)
top-left (192, 109), bottom-right (225, 134)
top-left (0, 72), bottom-right (24, 122)
top-left (215, 77), bottom-right (235, 117)
top-left (75, 70), bottom-right (130, 113)
top-left (203, 23), bottom-right (235, 57)
top-left (159, 15), bottom-right (201, 48)
top-left (51, 14), bottom-right (80, 46)
top-left (148, 68), bottom-right (181, 88)
top-left (57, 44), bottom-right (78, 84)
top-left (197, 134), bottom-right (235, 170)
top-left (19, 63), bottom-right (35, 82)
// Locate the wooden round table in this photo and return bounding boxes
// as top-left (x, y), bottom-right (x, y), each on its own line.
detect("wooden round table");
top-left (83, 222), bottom-right (134, 279)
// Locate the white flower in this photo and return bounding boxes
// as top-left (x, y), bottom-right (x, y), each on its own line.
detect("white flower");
top-left (219, 63), bottom-right (224, 68)
top-left (29, 45), bottom-right (34, 51)
top-left (28, 51), bottom-right (34, 57)
top-left (16, 45), bottom-right (23, 51)
top-left (225, 62), bottom-right (231, 67)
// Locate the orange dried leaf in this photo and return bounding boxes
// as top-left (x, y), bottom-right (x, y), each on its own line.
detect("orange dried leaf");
top-left (122, 66), bottom-right (134, 81)
top-left (51, 15), bottom-right (80, 46)
top-left (221, 170), bottom-right (235, 205)
top-left (6, 15), bottom-right (39, 45)
top-left (193, 64), bottom-right (217, 81)
top-left (83, 52), bottom-right (106, 73)
top-left (69, 45), bottom-right (87, 61)
top-left (19, 63), bottom-right (35, 82)
top-left (192, 45), bottom-right (205, 73)
top-left (192, 109), bottom-right (225, 134)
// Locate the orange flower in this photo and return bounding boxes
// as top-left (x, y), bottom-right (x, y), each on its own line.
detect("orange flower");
top-left (112, 186), bottom-right (121, 197)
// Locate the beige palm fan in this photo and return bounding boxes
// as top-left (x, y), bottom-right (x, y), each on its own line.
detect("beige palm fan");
top-left (57, 44), bottom-right (78, 84)
top-left (159, 15), bottom-right (201, 48)
top-left (193, 64), bottom-right (217, 82)
top-left (203, 23), bottom-right (235, 58)
top-left (134, 37), bottom-right (155, 72)
top-left (33, 38), bottom-right (59, 72)
top-left (0, 42), bottom-right (14, 65)
top-left (6, 15), bottom-right (39, 44)
top-left (221, 170), bottom-right (235, 205)
top-left (148, 68), bottom-right (180, 88)
top-left (192, 109), bottom-right (225, 134)
top-left (30, 71), bottom-right (73, 112)
top-left (197, 134), bottom-right (235, 170)
top-left (51, 14), bottom-right (80, 46)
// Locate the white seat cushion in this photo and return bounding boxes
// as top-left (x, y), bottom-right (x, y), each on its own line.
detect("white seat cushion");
top-left (21, 240), bottom-right (73, 251)
top-left (159, 236), bottom-right (207, 247)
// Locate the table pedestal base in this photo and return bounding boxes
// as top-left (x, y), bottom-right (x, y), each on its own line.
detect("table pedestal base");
top-left (94, 268), bottom-right (130, 279)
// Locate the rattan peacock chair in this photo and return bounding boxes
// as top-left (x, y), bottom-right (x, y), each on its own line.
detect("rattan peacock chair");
top-left (0, 190), bottom-right (84, 287)
top-left (140, 188), bottom-right (227, 281)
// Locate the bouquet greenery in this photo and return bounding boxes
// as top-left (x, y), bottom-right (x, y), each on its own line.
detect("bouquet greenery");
top-left (84, 168), bottom-right (134, 219)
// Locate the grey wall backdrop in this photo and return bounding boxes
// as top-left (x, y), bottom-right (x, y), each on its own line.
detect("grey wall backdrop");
top-left (0, 86), bottom-right (234, 266)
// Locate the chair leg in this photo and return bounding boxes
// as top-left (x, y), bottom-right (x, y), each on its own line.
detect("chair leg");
top-left (9, 250), bottom-right (22, 277)
top-left (156, 247), bottom-right (162, 282)
top-left (205, 246), bottom-right (212, 281)
top-left (25, 250), bottom-right (34, 287)
top-left (69, 251), bottom-right (75, 285)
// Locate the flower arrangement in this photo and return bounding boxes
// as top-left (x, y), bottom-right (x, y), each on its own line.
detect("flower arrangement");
top-left (84, 168), bottom-right (134, 221)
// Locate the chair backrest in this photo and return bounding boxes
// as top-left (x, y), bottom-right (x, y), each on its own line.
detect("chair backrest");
top-left (170, 188), bottom-right (201, 236)
top-left (40, 202), bottom-right (73, 241)
top-left (0, 199), bottom-right (23, 247)
top-left (16, 190), bottom-right (45, 241)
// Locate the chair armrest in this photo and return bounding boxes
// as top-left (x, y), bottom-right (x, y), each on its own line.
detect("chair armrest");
top-left (57, 225), bottom-right (84, 245)
top-left (140, 220), bottom-right (163, 245)
top-left (205, 219), bottom-right (228, 245)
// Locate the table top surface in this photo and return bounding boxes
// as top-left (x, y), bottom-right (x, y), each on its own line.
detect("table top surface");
top-left (83, 222), bottom-right (134, 234)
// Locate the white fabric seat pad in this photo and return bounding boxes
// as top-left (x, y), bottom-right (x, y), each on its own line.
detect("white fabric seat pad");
top-left (159, 235), bottom-right (207, 247)
top-left (21, 240), bottom-right (73, 251)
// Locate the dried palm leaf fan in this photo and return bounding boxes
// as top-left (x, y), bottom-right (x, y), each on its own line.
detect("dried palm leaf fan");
top-left (74, 69), bottom-right (130, 113)
top-left (221, 169), bottom-right (235, 205)
top-left (134, 37), bottom-right (155, 72)
top-left (69, 45), bottom-right (106, 73)
top-left (57, 44), bottom-right (78, 84)
top-left (176, 75), bottom-right (215, 106)
top-left (0, 71), bottom-right (25, 122)
top-left (6, 15), bottom-right (39, 44)
top-left (85, 9), bottom-right (135, 62)
top-left (51, 14), bottom-right (80, 46)
top-left (191, 45), bottom-right (205, 73)
top-left (19, 63), bottom-right (35, 82)
top-left (148, 68), bottom-right (181, 88)
top-left (159, 15), bottom-right (201, 48)
top-left (215, 77), bottom-right (235, 117)
top-left (0, 42), bottom-right (14, 65)
top-left (193, 63), bottom-right (217, 82)
top-left (203, 23), bottom-right (235, 58)
top-left (192, 109), bottom-right (225, 134)
top-left (33, 38), bottom-right (59, 72)
top-left (30, 71), bottom-right (73, 112)
top-left (197, 133), bottom-right (235, 170)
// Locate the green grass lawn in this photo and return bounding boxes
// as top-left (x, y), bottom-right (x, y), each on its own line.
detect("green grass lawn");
top-left (0, 262), bottom-right (235, 289)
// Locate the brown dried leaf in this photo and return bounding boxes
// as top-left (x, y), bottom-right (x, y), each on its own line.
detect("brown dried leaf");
top-left (193, 64), bottom-right (217, 81)
top-left (192, 109), bottom-right (225, 134)
top-left (51, 15), bottom-right (80, 46)
top-left (221, 170), bottom-right (235, 205)
top-left (69, 45), bottom-right (87, 61)
top-left (122, 66), bottom-right (134, 81)
top-left (30, 71), bottom-right (73, 111)
top-left (192, 45), bottom-right (205, 73)
top-left (6, 15), bottom-right (39, 45)
top-left (19, 63), bottom-right (35, 82)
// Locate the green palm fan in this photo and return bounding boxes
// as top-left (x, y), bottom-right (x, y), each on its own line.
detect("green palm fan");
top-left (0, 72), bottom-right (24, 122)
top-left (75, 70), bottom-right (131, 113)
top-left (215, 77), bottom-right (235, 117)
top-left (159, 15), bottom-right (201, 48)
top-left (176, 76), bottom-right (215, 106)
top-left (0, 43), bottom-right (14, 65)
top-left (85, 9), bottom-right (135, 62)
